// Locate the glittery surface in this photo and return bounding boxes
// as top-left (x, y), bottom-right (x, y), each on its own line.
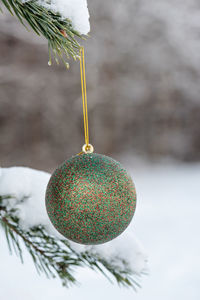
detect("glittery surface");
top-left (45, 153), bottom-right (136, 245)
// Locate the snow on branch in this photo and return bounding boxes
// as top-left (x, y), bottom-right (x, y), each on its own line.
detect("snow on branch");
top-left (0, 166), bottom-right (147, 288)
top-left (1, 0), bottom-right (90, 66)
top-left (36, 0), bottom-right (90, 35)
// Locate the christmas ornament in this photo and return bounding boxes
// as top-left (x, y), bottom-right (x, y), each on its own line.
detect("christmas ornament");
top-left (46, 152), bottom-right (136, 245)
top-left (46, 47), bottom-right (137, 245)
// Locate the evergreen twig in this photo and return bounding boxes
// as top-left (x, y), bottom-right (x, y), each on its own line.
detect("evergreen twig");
top-left (0, 0), bottom-right (85, 67)
top-left (0, 195), bottom-right (142, 288)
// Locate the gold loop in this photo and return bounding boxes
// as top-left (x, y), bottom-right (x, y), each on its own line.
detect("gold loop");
top-left (82, 144), bottom-right (94, 153)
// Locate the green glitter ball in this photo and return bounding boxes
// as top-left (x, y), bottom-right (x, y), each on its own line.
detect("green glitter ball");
top-left (45, 153), bottom-right (136, 245)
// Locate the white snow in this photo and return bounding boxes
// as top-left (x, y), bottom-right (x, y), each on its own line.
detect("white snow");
top-left (37, 0), bottom-right (90, 34)
top-left (0, 167), bottom-right (51, 229)
top-left (1, 160), bottom-right (199, 299)
top-left (0, 166), bottom-right (147, 275)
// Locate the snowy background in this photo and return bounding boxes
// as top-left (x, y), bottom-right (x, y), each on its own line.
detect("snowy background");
top-left (0, 0), bottom-right (200, 299)
top-left (1, 160), bottom-right (200, 299)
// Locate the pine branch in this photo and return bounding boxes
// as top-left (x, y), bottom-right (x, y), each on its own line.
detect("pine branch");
top-left (0, 195), bottom-right (142, 289)
top-left (0, 0), bottom-right (85, 67)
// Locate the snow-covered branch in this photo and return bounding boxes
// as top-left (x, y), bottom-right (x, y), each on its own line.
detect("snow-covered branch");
top-left (0, 166), bottom-right (147, 288)
top-left (0, 0), bottom-right (90, 66)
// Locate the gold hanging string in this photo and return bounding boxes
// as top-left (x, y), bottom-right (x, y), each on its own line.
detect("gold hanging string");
top-left (80, 46), bottom-right (89, 146)
top-left (78, 46), bottom-right (94, 154)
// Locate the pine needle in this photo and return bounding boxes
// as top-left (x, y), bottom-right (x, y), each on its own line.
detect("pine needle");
top-left (0, 195), bottom-right (142, 289)
top-left (0, 0), bottom-right (85, 67)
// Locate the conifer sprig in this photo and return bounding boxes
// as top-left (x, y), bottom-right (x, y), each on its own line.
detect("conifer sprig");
top-left (0, 0), bottom-right (84, 67)
top-left (0, 195), bottom-right (142, 288)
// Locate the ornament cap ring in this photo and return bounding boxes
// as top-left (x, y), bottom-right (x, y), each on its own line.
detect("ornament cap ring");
top-left (82, 143), bottom-right (94, 153)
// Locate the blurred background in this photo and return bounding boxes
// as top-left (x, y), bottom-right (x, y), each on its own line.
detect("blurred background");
top-left (0, 0), bottom-right (200, 299)
top-left (1, 0), bottom-right (200, 170)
